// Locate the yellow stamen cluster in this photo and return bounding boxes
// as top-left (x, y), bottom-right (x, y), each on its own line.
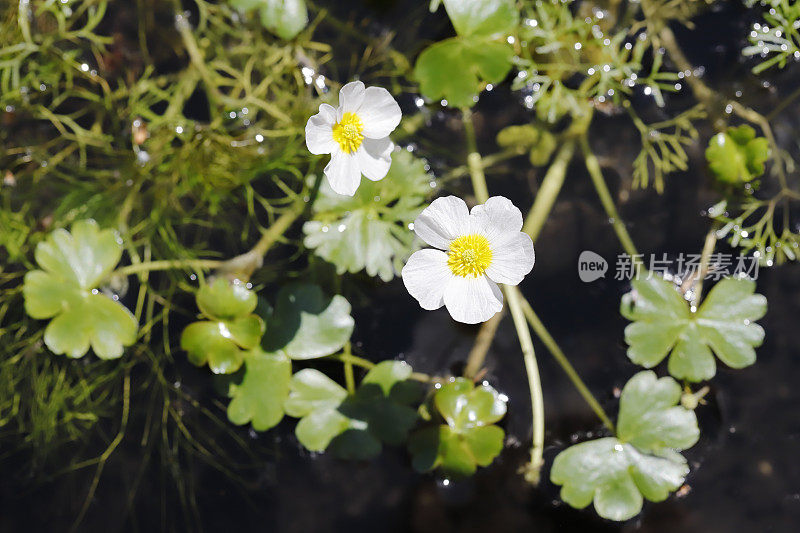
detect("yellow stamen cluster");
top-left (332, 112), bottom-right (364, 154)
top-left (447, 234), bottom-right (492, 278)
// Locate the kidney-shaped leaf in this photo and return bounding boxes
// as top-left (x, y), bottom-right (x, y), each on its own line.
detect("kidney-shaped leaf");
top-left (197, 278), bottom-right (257, 320)
top-left (551, 438), bottom-right (689, 521)
top-left (181, 280), bottom-right (265, 374)
top-left (616, 371), bottom-right (699, 452)
top-left (551, 371), bottom-right (698, 521)
top-left (414, 37), bottom-right (513, 108)
top-left (264, 284), bottom-right (354, 360)
top-left (409, 378), bottom-right (506, 477)
top-left (441, 0), bottom-right (518, 38)
top-left (22, 220), bottom-right (137, 359)
top-left (622, 276), bottom-right (766, 381)
top-left (229, 0), bottom-right (308, 40)
top-left (227, 348), bottom-right (291, 430)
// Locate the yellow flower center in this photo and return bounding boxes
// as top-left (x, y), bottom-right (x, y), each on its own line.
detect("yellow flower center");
top-left (447, 234), bottom-right (492, 278)
top-left (332, 112), bottom-right (364, 154)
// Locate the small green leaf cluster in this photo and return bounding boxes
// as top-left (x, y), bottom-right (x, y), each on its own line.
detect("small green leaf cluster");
top-left (228, 0), bottom-right (308, 40)
top-left (742, 0), bottom-right (800, 74)
top-left (22, 220), bottom-right (138, 360)
top-left (408, 378), bottom-right (506, 477)
top-left (181, 278), bottom-right (265, 374)
top-left (180, 282), bottom-right (430, 463)
top-left (303, 151), bottom-right (434, 282)
top-left (705, 125), bottom-right (770, 185)
top-left (414, 0), bottom-right (517, 108)
top-left (551, 371), bottom-right (699, 521)
top-left (181, 282), bottom-right (355, 432)
top-left (621, 276), bottom-right (767, 382)
top-left (710, 199), bottom-right (800, 266)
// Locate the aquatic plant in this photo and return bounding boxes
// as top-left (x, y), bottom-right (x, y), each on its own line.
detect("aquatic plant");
top-left (1, 0), bottom-right (798, 527)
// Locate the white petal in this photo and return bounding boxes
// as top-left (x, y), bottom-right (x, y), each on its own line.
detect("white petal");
top-left (402, 249), bottom-right (452, 310)
top-left (324, 152), bottom-right (361, 196)
top-left (305, 104), bottom-right (337, 155)
top-left (470, 196), bottom-right (524, 241)
top-left (486, 232), bottom-right (535, 285)
top-left (443, 275), bottom-right (503, 324)
top-left (359, 86), bottom-right (402, 138)
top-left (413, 196), bottom-right (471, 250)
top-left (338, 81), bottom-right (365, 117)
top-left (356, 137), bottom-right (393, 181)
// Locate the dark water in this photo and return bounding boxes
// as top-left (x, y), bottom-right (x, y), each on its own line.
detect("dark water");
top-left (4, 1), bottom-right (800, 532)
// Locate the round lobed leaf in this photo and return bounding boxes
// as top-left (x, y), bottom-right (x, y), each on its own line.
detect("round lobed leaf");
top-left (227, 348), bottom-right (292, 431)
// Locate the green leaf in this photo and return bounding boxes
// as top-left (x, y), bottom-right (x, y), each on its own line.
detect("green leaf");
top-left (229, 0), bottom-right (308, 40)
top-left (286, 363), bottom-right (420, 458)
top-left (227, 348), bottom-right (291, 431)
top-left (705, 125), bottom-right (770, 184)
top-left (414, 37), bottom-right (513, 108)
top-left (197, 278), bottom-right (257, 320)
top-left (616, 371), bottom-right (699, 451)
top-left (33, 219), bottom-right (122, 289)
top-left (551, 438), bottom-right (689, 521)
top-left (264, 284), bottom-right (354, 359)
top-left (622, 276), bottom-right (766, 381)
top-left (441, 0), bottom-right (518, 38)
top-left (551, 371), bottom-right (698, 521)
top-left (303, 151), bottom-right (432, 282)
top-left (259, 0), bottom-right (308, 40)
top-left (286, 369), bottom-right (351, 451)
top-left (22, 220), bottom-right (137, 359)
top-left (408, 378), bottom-right (506, 476)
top-left (284, 368), bottom-right (348, 417)
top-left (181, 280), bottom-right (265, 374)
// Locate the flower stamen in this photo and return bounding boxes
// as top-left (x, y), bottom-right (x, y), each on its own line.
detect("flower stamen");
top-left (448, 234), bottom-right (492, 277)
top-left (332, 112), bottom-right (364, 154)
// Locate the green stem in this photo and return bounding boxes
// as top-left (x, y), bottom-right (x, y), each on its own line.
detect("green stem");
top-left (522, 141), bottom-right (575, 241)
top-left (695, 222), bottom-right (719, 302)
top-left (114, 259), bottom-right (223, 277)
top-left (504, 286), bottom-right (545, 484)
top-left (462, 109), bottom-right (489, 203)
top-left (520, 298), bottom-right (614, 432)
top-left (343, 342), bottom-right (355, 394)
top-left (581, 137), bottom-right (641, 260)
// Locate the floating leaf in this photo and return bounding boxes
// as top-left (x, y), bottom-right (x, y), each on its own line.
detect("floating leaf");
top-left (705, 125), bottom-right (770, 184)
top-left (551, 371), bottom-right (699, 521)
top-left (303, 151), bottom-right (432, 282)
top-left (622, 276), bottom-right (767, 381)
top-left (408, 378), bottom-right (506, 477)
top-left (180, 279), bottom-right (265, 374)
top-left (440, 0), bottom-right (519, 38)
top-left (264, 284), bottom-right (354, 359)
top-left (227, 348), bottom-right (291, 431)
top-left (414, 37), bottom-right (513, 108)
top-left (22, 220), bottom-right (137, 359)
top-left (285, 369), bottom-right (352, 451)
top-left (229, 0), bottom-right (308, 40)
top-left (286, 362), bottom-right (420, 457)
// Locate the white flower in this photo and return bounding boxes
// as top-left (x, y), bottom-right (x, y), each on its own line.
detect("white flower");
top-left (305, 80), bottom-right (402, 196)
top-left (402, 196), bottom-right (535, 324)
